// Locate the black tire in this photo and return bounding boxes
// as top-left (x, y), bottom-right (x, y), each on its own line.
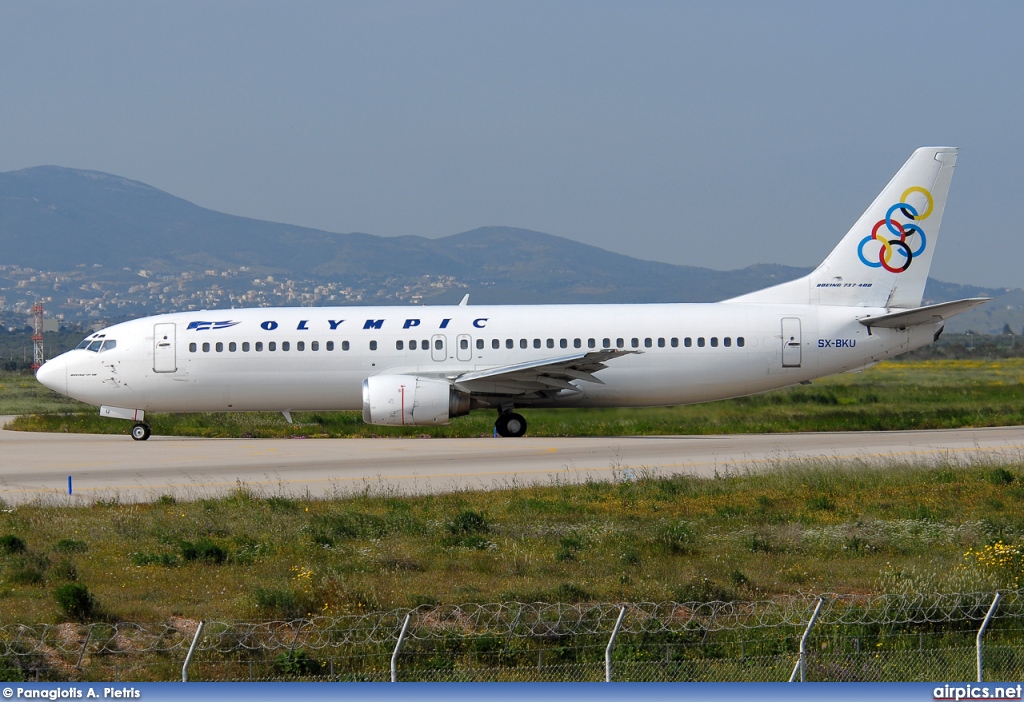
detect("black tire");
top-left (130, 423), bottom-right (151, 441)
top-left (495, 412), bottom-right (527, 438)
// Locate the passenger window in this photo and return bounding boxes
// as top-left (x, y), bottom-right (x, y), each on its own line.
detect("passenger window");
top-left (546, 339), bottom-right (554, 348)
top-left (189, 342), bottom-right (197, 353)
top-left (282, 341), bottom-right (290, 351)
top-left (616, 338), bottom-right (624, 348)
top-left (202, 342), bottom-right (210, 353)
top-left (311, 341), bottom-right (319, 351)
top-left (297, 341), bottom-right (305, 351)
top-left (256, 342), bottom-right (264, 352)
top-left (421, 340), bottom-right (428, 349)
top-left (560, 339), bottom-right (568, 349)
top-left (342, 341), bottom-right (350, 351)
top-left (242, 342), bottom-right (250, 352)
top-left (460, 339), bottom-right (469, 350)
top-left (476, 339), bottom-right (484, 350)
top-left (229, 342), bottom-right (237, 352)
top-left (631, 338), bottom-right (639, 348)
top-left (396, 340), bottom-right (404, 351)
top-left (711, 337), bottom-right (718, 347)
top-left (603, 338), bottom-right (611, 348)
top-left (574, 339), bottom-right (581, 348)
top-left (697, 337), bottom-right (705, 347)
top-left (216, 342), bottom-right (223, 352)
top-left (410, 340), bottom-right (417, 350)
top-left (684, 338), bottom-right (691, 347)
top-left (492, 339), bottom-right (500, 349)
top-left (268, 342), bottom-right (277, 352)
top-left (658, 338), bottom-right (665, 348)
top-left (588, 339), bottom-right (596, 349)
top-left (370, 341), bottom-right (378, 351)
top-left (737, 337), bottom-right (745, 347)
top-left (435, 339), bottom-right (443, 350)
top-left (88, 340), bottom-right (103, 352)
top-left (520, 339), bottom-right (527, 349)
top-left (534, 339), bottom-right (541, 349)
top-left (671, 338), bottom-right (679, 347)
top-left (327, 341), bottom-right (335, 351)
top-left (724, 337), bottom-right (732, 347)
top-left (506, 339), bottom-right (514, 349)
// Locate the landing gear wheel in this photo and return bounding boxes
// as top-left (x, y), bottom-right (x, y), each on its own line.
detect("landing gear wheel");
top-left (130, 423), bottom-right (151, 441)
top-left (495, 412), bottom-right (527, 438)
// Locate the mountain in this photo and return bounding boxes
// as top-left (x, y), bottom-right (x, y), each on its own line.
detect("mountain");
top-left (0, 166), bottom-right (1016, 331)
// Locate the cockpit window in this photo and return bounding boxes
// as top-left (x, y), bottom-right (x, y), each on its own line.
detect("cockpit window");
top-left (76, 339), bottom-right (91, 350)
top-left (100, 340), bottom-right (116, 351)
top-left (87, 341), bottom-right (103, 352)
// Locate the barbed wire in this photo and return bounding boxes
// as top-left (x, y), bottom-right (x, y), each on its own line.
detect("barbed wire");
top-left (2, 590), bottom-right (1021, 657)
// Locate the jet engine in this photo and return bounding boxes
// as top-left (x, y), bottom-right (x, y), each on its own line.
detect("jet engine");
top-left (361, 375), bottom-right (471, 426)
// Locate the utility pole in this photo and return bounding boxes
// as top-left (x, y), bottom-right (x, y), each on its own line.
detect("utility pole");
top-left (31, 302), bottom-right (44, 370)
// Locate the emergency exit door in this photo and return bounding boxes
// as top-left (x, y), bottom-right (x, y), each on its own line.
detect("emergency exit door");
top-left (781, 318), bottom-right (802, 368)
top-left (153, 323), bottom-right (177, 373)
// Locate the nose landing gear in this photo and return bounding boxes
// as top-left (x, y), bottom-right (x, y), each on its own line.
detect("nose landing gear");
top-left (130, 423), bottom-right (152, 441)
top-left (494, 411), bottom-right (527, 438)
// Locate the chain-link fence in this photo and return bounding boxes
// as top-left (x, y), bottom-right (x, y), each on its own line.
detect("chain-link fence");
top-left (3, 591), bottom-right (1024, 682)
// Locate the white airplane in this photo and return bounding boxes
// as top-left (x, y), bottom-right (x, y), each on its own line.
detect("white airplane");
top-left (36, 147), bottom-right (987, 441)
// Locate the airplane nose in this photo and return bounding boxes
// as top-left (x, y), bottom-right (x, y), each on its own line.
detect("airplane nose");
top-left (36, 356), bottom-right (68, 396)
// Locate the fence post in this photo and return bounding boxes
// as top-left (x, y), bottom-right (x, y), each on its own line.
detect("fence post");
top-left (391, 613), bottom-right (411, 683)
top-left (977, 592), bottom-right (1001, 683)
top-left (605, 606), bottom-right (627, 682)
top-left (788, 598), bottom-right (823, 682)
top-left (181, 621), bottom-right (205, 683)
top-left (75, 625), bottom-right (93, 671)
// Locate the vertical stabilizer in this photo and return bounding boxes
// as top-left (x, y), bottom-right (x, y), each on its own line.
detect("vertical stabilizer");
top-left (726, 147), bottom-right (957, 308)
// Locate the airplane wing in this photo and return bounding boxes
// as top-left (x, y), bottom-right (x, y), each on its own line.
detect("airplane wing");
top-left (857, 297), bottom-right (990, 329)
top-left (453, 349), bottom-right (639, 395)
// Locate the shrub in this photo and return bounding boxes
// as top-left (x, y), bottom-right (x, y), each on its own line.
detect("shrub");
top-left (672, 577), bottom-right (736, 603)
top-left (252, 587), bottom-right (304, 618)
top-left (447, 509), bottom-right (489, 535)
top-left (131, 552), bottom-right (180, 567)
top-left (988, 468), bottom-right (1015, 485)
top-left (273, 648), bottom-right (323, 677)
top-left (553, 582), bottom-right (591, 602)
top-left (54, 583), bottom-right (95, 620)
top-left (0, 535), bottom-right (26, 554)
top-left (179, 538), bottom-right (228, 565)
top-left (54, 539), bottom-right (88, 554)
top-left (658, 521), bottom-right (698, 554)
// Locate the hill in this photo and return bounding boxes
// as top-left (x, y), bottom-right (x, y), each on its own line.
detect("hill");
top-left (0, 166), bottom-right (1015, 331)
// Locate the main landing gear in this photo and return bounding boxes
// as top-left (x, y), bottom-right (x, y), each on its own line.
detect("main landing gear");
top-left (130, 422), bottom-right (152, 441)
top-left (494, 411), bottom-right (527, 438)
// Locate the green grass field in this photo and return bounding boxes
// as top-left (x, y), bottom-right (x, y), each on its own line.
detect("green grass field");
top-left (1, 460), bottom-right (1022, 625)
top-left (5, 358), bottom-right (1024, 437)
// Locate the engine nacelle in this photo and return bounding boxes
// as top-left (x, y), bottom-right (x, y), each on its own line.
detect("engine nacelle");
top-left (361, 375), bottom-right (471, 426)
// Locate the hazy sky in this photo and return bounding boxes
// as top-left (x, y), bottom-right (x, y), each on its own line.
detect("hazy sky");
top-left (2, 1), bottom-right (1022, 288)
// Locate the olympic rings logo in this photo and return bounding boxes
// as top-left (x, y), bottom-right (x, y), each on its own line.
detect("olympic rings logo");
top-left (857, 186), bottom-right (933, 273)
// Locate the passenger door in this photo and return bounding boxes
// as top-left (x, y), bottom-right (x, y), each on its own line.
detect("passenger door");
top-left (153, 323), bottom-right (177, 373)
top-left (781, 318), bottom-right (801, 368)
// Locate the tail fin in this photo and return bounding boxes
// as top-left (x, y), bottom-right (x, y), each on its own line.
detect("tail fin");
top-left (727, 147), bottom-right (957, 308)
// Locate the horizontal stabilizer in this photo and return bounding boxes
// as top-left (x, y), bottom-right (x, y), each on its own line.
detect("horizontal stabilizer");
top-left (857, 298), bottom-right (989, 329)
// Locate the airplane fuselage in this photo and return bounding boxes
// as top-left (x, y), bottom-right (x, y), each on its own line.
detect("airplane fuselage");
top-left (43, 302), bottom-right (936, 414)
